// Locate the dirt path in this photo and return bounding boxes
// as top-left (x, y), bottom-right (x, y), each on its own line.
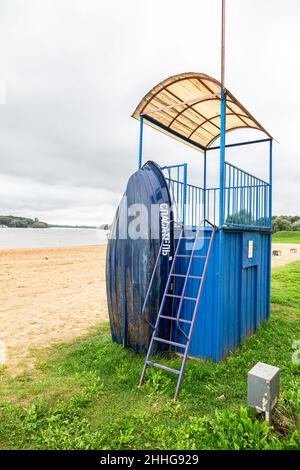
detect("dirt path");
top-left (272, 243), bottom-right (300, 267)
top-left (0, 245), bottom-right (107, 373)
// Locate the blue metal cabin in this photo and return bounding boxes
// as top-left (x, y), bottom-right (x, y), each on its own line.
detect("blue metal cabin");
top-left (131, 72), bottom-right (273, 363)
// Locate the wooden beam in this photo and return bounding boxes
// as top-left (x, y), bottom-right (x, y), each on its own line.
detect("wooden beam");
top-left (141, 93), bottom-right (221, 116)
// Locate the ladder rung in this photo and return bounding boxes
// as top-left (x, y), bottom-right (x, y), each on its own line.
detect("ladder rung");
top-left (180, 236), bottom-right (211, 240)
top-left (176, 254), bottom-right (207, 259)
top-left (146, 361), bottom-right (180, 375)
top-left (160, 315), bottom-right (192, 324)
top-left (166, 294), bottom-right (197, 301)
top-left (153, 337), bottom-right (187, 348)
top-left (171, 273), bottom-right (202, 280)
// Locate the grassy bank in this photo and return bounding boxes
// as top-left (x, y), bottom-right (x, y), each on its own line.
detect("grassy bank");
top-left (0, 263), bottom-right (299, 450)
top-left (273, 231), bottom-right (300, 244)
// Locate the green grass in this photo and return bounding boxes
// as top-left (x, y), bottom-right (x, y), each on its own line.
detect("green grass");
top-left (273, 231), bottom-right (300, 244)
top-left (0, 263), bottom-right (299, 450)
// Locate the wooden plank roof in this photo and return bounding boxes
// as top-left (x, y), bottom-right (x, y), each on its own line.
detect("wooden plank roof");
top-left (132, 72), bottom-right (272, 152)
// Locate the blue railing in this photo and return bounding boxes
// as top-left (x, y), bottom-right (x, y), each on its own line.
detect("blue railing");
top-left (224, 162), bottom-right (270, 227)
top-left (162, 162), bottom-right (270, 229)
top-left (205, 187), bottom-right (219, 227)
top-left (164, 176), bottom-right (204, 227)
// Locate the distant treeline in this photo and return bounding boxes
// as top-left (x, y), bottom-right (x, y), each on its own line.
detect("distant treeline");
top-left (50, 224), bottom-right (97, 229)
top-left (272, 215), bottom-right (300, 233)
top-left (0, 215), bottom-right (48, 228)
top-left (0, 215), bottom-right (98, 229)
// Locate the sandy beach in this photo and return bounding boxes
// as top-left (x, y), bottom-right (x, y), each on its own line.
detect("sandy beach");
top-left (0, 245), bottom-right (107, 372)
top-left (0, 242), bottom-right (299, 373)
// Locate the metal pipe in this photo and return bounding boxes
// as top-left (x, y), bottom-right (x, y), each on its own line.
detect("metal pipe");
top-left (221, 0), bottom-right (226, 87)
top-left (219, 87), bottom-right (226, 226)
top-left (203, 150), bottom-right (207, 224)
top-left (183, 163), bottom-right (188, 225)
top-left (138, 116), bottom-right (144, 169)
top-left (207, 137), bottom-right (272, 151)
top-left (269, 139), bottom-right (273, 227)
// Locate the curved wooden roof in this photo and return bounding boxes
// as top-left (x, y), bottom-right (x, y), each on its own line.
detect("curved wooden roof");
top-left (132, 72), bottom-right (272, 151)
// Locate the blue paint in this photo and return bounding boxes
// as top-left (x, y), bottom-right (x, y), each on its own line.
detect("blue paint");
top-left (108, 79), bottom-right (274, 367)
top-left (138, 116), bottom-right (144, 169)
top-left (216, 87), bottom-right (226, 361)
top-left (203, 151), bottom-right (207, 223)
top-left (106, 161), bottom-right (173, 353)
top-left (269, 139), bottom-right (273, 227)
top-left (143, 114), bottom-right (207, 152)
top-left (173, 228), bottom-right (271, 360)
top-left (183, 163), bottom-right (187, 225)
top-left (219, 88), bottom-right (226, 226)
top-left (207, 137), bottom-right (272, 151)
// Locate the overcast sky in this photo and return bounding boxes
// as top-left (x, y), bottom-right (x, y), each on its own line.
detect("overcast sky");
top-left (0, 0), bottom-right (299, 225)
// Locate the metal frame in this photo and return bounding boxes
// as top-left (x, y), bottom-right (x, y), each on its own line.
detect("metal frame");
top-left (142, 114), bottom-right (207, 152)
top-left (207, 137), bottom-right (272, 151)
top-left (136, 77), bottom-right (274, 233)
top-left (132, 72), bottom-right (272, 153)
top-left (138, 116), bottom-right (144, 169)
top-left (219, 87), bottom-right (227, 226)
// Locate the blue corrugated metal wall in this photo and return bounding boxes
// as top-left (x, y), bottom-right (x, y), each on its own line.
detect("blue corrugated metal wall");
top-left (173, 228), bottom-right (271, 361)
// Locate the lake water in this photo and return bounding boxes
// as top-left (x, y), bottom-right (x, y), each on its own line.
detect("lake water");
top-left (0, 228), bottom-right (108, 249)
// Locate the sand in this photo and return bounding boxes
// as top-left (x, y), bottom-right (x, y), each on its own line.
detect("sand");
top-left (0, 245), bottom-right (107, 372)
top-left (271, 243), bottom-right (300, 267)
top-left (0, 242), bottom-right (299, 373)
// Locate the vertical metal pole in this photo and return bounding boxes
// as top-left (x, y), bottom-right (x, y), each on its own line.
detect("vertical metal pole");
top-left (267, 138), bottom-right (273, 320)
top-left (221, 0), bottom-right (226, 88)
top-left (138, 116), bottom-right (144, 169)
top-left (203, 150), bottom-right (207, 224)
top-left (219, 87), bottom-right (226, 226)
top-left (215, 0), bottom-right (226, 361)
top-left (183, 163), bottom-right (187, 225)
top-left (269, 139), bottom-right (273, 227)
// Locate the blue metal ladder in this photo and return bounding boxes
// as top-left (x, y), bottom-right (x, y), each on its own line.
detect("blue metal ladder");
top-left (139, 220), bottom-right (216, 400)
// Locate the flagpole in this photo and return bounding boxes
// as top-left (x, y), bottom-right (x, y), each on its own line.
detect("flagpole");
top-left (221, 0), bottom-right (226, 88)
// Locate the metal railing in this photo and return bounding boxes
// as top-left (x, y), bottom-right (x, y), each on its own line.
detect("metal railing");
top-left (162, 162), bottom-right (270, 229)
top-left (224, 162), bottom-right (270, 227)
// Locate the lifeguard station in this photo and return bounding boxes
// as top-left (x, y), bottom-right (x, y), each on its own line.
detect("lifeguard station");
top-left (106, 3), bottom-right (273, 400)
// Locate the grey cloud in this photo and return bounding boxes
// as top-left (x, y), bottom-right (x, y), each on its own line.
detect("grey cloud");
top-left (0, 0), bottom-right (299, 224)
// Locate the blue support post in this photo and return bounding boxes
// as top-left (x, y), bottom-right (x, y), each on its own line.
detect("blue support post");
top-left (203, 150), bottom-right (207, 224)
top-left (215, 86), bottom-right (227, 361)
top-left (269, 139), bottom-right (273, 227)
top-left (207, 137), bottom-right (271, 151)
top-left (267, 138), bottom-right (273, 320)
top-left (138, 116), bottom-right (144, 169)
top-left (182, 163), bottom-right (188, 225)
top-left (219, 88), bottom-right (226, 226)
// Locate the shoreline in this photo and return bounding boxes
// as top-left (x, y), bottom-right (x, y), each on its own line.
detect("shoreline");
top-left (0, 243), bottom-right (107, 254)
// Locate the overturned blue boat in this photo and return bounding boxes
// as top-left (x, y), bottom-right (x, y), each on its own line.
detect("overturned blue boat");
top-left (106, 161), bottom-right (174, 353)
